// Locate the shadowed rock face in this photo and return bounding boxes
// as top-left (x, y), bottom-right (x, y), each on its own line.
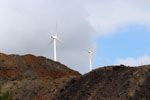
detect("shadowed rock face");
top-left (55, 65), bottom-right (150, 100)
top-left (0, 53), bottom-right (81, 100)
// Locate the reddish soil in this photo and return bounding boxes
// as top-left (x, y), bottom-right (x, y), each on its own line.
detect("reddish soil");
top-left (0, 53), bottom-right (81, 100)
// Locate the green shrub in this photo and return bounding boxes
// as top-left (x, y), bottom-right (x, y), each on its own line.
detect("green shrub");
top-left (68, 70), bottom-right (72, 73)
top-left (1, 59), bottom-right (5, 62)
top-left (0, 85), bottom-right (10, 100)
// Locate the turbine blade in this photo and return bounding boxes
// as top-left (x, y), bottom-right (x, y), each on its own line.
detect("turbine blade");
top-left (91, 54), bottom-right (94, 60)
top-left (91, 47), bottom-right (96, 52)
top-left (56, 22), bottom-right (58, 37)
top-left (82, 49), bottom-right (88, 52)
top-left (56, 37), bottom-right (63, 44)
top-left (48, 40), bottom-right (53, 45)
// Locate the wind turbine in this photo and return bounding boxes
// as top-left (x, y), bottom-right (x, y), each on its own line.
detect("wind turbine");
top-left (88, 50), bottom-right (93, 71)
top-left (50, 23), bottom-right (62, 61)
top-left (84, 49), bottom-right (94, 71)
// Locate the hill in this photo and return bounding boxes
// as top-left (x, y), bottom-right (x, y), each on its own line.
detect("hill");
top-left (0, 53), bottom-right (81, 100)
top-left (55, 65), bottom-right (150, 100)
top-left (2, 52), bottom-right (150, 100)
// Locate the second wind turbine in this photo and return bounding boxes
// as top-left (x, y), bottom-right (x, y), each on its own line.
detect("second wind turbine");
top-left (50, 23), bottom-right (62, 61)
top-left (88, 50), bottom-right (93, 71)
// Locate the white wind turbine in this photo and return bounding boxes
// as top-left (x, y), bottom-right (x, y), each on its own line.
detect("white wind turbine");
top-left (84, 49), bottom-right (94, 71)
top-left (50, 23), bottom-right (63, 61)
top-left (88, 50), bottom-right (93, 71)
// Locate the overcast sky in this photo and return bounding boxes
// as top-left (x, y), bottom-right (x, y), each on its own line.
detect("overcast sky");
top-left (1, 0), bottom-right (150, 73)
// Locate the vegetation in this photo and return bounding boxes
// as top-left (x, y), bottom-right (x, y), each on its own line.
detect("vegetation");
top-left (0, 85), bottom-right (10, 100)
top-left (1, 59), bottom-right (5, 62)
top-left (68, 70), bottom-right (72, 73)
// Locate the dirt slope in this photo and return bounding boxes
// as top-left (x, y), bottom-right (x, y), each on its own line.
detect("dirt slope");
top-left (0, 53), bottom-right (81, 100)
top-left (55, 65), bottom-right (150, 100)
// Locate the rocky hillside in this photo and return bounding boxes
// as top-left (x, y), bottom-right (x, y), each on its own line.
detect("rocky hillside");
top-left (0, 53), bottom-right (81, 100)
top-left (55, 65), bottom-right (150, 100)
top-left (2, 52), bottom-right (150, 100)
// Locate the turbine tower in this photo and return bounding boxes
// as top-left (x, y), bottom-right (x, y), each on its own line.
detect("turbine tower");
top-left (88, 50), bottom-right (93, 71)
top-left (50, 23), bottom-right (62, 61)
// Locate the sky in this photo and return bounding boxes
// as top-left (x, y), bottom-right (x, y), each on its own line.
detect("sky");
top-left (0, 0), bottom-right (150, 73)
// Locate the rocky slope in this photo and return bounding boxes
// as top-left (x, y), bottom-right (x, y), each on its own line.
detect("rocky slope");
top-left (2, 52), bottom-right (150, 100)
top-left (0, 53), bottom-right (81, 100)
top-left (55, 65), bottom-right (150, 100)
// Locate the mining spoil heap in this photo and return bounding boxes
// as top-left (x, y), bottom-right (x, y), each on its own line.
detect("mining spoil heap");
top-left (0, 53), bottom-right (81, 100)
top-left (55, 65), bottom-right (150, 100)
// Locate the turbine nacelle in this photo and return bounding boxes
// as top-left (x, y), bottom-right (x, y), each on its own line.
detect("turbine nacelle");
top-left (51, 35), bottom-right (57, 39)
top-left (88, 50), bottom-right (92, 54)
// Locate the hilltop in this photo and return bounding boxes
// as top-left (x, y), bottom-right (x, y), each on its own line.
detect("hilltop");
top-left (55, 65), bottom-right (150, 100)
top-left (0, 53), bottom-right (81, 100)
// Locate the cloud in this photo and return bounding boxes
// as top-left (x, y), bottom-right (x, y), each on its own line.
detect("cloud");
top-left (0, 0), bottom-right (150, 73)
top-left (0, 0), bottom-right (96, 73)
top-left (85, 0), bottom-right (150, 34)
top-left (115, 55), bottom-right (150, 66)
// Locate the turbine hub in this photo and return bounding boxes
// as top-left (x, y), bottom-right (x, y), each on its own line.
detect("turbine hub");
top-left (52, 36), bottom-right (57, 39)
top-left (88, 51), bottom-right (92, 53)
